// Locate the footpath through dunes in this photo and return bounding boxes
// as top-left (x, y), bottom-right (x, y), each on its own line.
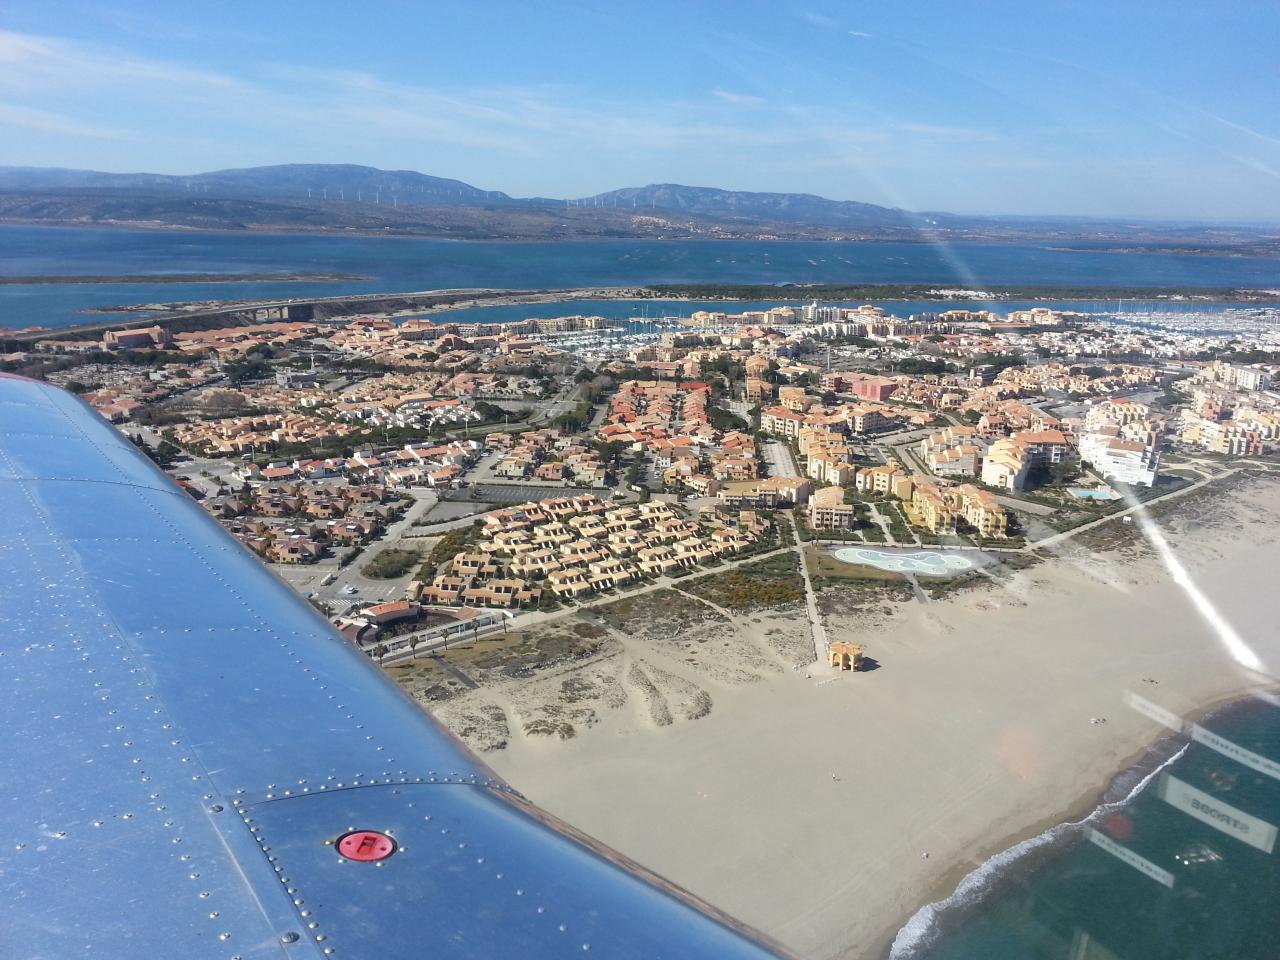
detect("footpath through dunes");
top-left (465, 474), bottom-right (1280, 960)
top-left (418, 586), bottom-right (814, 750)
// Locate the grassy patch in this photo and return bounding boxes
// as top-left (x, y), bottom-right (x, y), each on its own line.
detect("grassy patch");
top-left (682, 553), bottom-right (804, 610)
top-left (804, 546), bottom-right (907, 582)
top-left (594, 589), bottom-right (720, 633)
top-left (386, 657), bottom-right (464, 703)
top-left (924, 570), bottom-right (992, 600)
top-left (816, 580), bottom-right (915, 618)
top-left (457, 623), bottom-right (609, 679)
top-left (361, 547), bottom-right (422, 579)
top-left (416, 527), bottom-right (472, 579)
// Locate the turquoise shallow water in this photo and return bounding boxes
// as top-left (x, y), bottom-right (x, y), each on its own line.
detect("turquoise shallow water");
top-left (830, 546), bottom-right (975, 575)
top-left (3, 224), bottom-right (1279, 329)
top-left (898, 697), bottom-right (1280, 960)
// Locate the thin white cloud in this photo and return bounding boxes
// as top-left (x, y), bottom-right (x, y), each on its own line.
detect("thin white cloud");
top-left (0, 28), bottom-right (246, 99)
top-left (711, 88), bottom-right (769, 107)
top-left (799, 12), bottom-right (839, 29)
top-left (93, 8), bottom-right (202, 43)
top-left (849, 30), bottom-right (873, 38)
top-left (895, 122), bottom-right (1005, 143)
top-left (0, 102), bottom-right (128, 140)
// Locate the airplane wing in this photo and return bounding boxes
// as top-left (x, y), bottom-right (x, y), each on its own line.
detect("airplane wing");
top-left (0, 373), bottom-right (787, 959)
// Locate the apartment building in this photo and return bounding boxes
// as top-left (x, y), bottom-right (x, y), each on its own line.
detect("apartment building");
top-left (854, 464), bottom-right (915, 500)
top-left (807, 453), bottom-right (856, 486)
top-left (1178, 415), bottom-right (1265, 457)
top-left (952, 484), bottom-right (1009, 539)
top-left (807, 485), bottom-right (857, 531)
top-left (920, 425), bottom-right (988, 478)
top-left (910, 481), bottom-right (957, 535)
top-left (980, 429), bottom-right (1076, 491)
top-left (909, 481), bottom-right (1009, 539)
top-left (717, 476), bottom-right (813, 509)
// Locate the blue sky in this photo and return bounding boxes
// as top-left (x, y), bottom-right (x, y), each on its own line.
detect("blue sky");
top-left (1, 1), bottom-right (1277, 220)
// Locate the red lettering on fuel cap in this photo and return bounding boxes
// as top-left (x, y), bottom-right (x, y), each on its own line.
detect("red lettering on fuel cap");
top-left (337, 830), bottom-right (397, 862)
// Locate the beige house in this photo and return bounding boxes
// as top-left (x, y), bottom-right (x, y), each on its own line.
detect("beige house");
top-left (855, 464), bottom-right (914, 500)
top-left (807, 485), bottom-right (857, 531)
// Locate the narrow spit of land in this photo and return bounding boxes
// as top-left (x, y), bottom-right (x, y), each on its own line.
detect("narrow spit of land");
top-left (645, 282), bottom-right (1280, 303)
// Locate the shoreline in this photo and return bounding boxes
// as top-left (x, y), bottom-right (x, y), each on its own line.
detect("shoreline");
top-left (7, 284), bottom-right (1272, 342)
top-left (1, 218), bottom-right (1277, 259)
top-left (875, 685), bottom-right (1278, 960)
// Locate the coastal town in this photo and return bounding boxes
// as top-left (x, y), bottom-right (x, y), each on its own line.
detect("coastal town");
top-left (5, 297), bottom-right (1280, 679)
top-left (7, 287), bottom-right (1280, 960)
top-left (6, 5), bottom-right (1280, 958)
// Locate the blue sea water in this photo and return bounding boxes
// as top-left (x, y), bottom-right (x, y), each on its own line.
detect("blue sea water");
top-left (896, 697), bottom-right (1280, 960)
top-left (2, 224), bottom-right (1279, 330)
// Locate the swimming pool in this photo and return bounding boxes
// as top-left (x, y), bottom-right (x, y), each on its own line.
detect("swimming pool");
top-left (1070, 488), bottom-right (1121, 501)
top-left (830, 546), bottom-right (975, 575)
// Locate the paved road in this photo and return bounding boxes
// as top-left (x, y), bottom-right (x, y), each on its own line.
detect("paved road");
top-left (903, 573), bottom-right (929, 604)
top-left (792, 538), bottom-right (830, 666)
top-left (524, 378), bottom-right (584, 426)
top-left (866, 503), bottom-right (897, 545)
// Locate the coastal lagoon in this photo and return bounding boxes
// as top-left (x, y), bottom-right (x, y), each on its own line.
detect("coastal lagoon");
top-left (829, 545), bottom-right (982, 576)
top-left (4, 224), bottom-right (1280, 330)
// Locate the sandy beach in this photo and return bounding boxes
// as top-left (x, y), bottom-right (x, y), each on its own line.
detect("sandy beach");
top-left (417, 473), bottom-right (1280, 959)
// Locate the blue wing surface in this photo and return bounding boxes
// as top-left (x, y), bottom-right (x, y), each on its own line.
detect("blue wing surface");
top-left (0, 375), bottom-right (787, 959)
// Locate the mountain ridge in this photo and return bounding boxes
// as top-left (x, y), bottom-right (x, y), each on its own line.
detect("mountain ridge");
top-left (578, 182), bottom-right (921, 229)
top-left (0, 163), bottom-right (1275, 250)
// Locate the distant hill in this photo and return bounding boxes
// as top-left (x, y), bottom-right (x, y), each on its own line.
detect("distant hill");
top-left (0, 163), bottom-right (1274, 252)
top-left (0, 163), bottom-right (516, 207)
top-left (578, 183), bottom-right (924, 229)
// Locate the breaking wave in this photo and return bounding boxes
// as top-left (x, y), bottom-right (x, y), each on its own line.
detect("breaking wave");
top-left (888, 739), bottom-right (1189, 959)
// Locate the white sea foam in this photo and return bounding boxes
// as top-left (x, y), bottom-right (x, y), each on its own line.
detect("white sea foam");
top-left (888, 742), bottom-right (1189, 959)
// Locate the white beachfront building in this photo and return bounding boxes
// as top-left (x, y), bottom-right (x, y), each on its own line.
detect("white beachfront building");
top-left (1078, 427), bottom-right (1161, 487)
